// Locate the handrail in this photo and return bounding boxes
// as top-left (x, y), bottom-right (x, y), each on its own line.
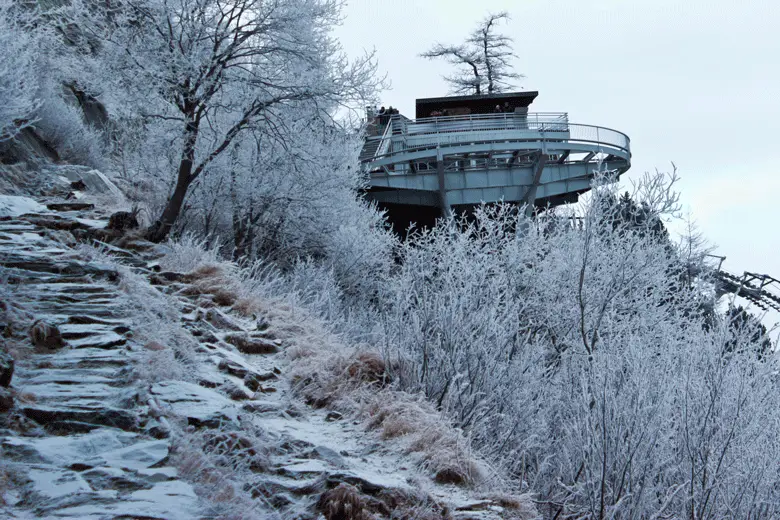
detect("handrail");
top-left (375, 117), bottom-right (394, 157)
top-left (364, 112), bottom-right (631, 163)
top-left (363, 113), bottom-right (630, 167)
top-left (413, 112), bottom-right (569, 126)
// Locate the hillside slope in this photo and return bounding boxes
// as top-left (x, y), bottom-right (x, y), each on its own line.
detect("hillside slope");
top-left (0, 170), bottom-right (536, 519)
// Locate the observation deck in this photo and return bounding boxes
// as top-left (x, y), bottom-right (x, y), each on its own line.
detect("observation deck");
top-left (360, 92), bottom-right (631, 230)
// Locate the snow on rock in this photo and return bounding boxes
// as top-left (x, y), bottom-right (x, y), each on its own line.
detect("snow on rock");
top-left (0, 194), bottom-right (47, 217)
top-left (151, 380), bottom-right (239, 427)
top-left (53, 166), bottom-right (126, 201)
top-left (26, 466), bottom-right (93, 499)
top-left (67, 330), bottom-right (127, 349)
top-left (138, 467), bottom-right (179, 481)
top-left (37, 481), bottom-right (200, 520)
top-left (1, 429), bottom-right (168, 470)
top-left (75, 217), bottom-right (109, 229)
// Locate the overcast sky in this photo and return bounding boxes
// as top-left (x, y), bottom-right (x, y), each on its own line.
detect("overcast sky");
top-left (335, 0), bottom-right (780, 325)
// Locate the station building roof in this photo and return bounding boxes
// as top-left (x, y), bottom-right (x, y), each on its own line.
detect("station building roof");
top-left (415, 91), bottom-right (539, 118)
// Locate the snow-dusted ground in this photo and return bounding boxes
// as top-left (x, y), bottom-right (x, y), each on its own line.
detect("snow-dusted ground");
top-left (0, 195), bottom-right (48, 218)
top-left (0, 192), bottom-right (531, 519)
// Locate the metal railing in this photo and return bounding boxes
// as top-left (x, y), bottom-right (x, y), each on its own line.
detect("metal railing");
top-left (375, 117), bottom-right (393, 157)
top-left (408, 112), bottom-right (570, 135)
top-left (363, 112), bottom-right (631, 167)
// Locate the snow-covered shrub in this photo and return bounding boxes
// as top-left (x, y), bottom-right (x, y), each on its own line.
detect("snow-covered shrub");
top-left (166, 110), bottom-right (396, 299)
top-left (157, 235), bottom-right (223, 274)
top-left (170, 420), bottom-right (277, 519)
top-left (0, 2), bottom-right (108, 165)
top-left (32, 78), bottom-right (107, 168)
top-left (77, 244), bottom-right (198, 382)
top-left (0, 1), bottom-right (41, 142)
top-left (378, 171), bottom-right (780, 518)
top-left (62, 0), bottom-right (384, 243)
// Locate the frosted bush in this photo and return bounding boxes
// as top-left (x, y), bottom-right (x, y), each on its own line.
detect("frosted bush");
top-left (377, 172), bottom-right (780, 518)
top-left (33, 79), bottom-right (107, 168)
top-left (157, 234), bottom-right (223, 273)
top-left (0, 1), bottom-right (41, 142)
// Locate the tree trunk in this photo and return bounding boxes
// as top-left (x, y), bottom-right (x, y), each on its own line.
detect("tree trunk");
top-left (146, 118), bottom-right (199, 243)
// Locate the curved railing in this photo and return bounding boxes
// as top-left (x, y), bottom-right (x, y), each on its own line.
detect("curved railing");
top-left (363, 113), bottom-right (631, 169)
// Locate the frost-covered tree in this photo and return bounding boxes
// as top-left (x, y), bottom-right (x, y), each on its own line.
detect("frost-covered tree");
top-left (0, 1), bottom-right (41, 142)
top-left (724, 305), bottom-right (773, 358)
top-left (421, 11), bottom-right (522, 95)
top-left (68, 0), bottom-right (381, 242)
top-left (174, 102), bottom-right (395, 295)
top-left (420, 43), bottom-right (485, 95)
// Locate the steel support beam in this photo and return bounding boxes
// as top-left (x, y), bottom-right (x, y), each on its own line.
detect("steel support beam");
top-left (523, 152), bottom-right (547, 215)
top-left (436, 147), bottom-right (451, 217)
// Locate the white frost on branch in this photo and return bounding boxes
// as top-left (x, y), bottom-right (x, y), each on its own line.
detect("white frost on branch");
top-left (0, 0), bottom-right (42, 142)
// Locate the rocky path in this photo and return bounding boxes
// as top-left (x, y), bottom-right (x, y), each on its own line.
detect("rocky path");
top-left (0, 205), bottom-right (201, 519)
top-left (0, 195), bottom-right (530, 519)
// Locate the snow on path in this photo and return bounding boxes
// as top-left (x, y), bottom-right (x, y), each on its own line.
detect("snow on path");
top-left (0, 194), bottom-right (529, 519)
top-left (0, 195), bottom-right (48, 217)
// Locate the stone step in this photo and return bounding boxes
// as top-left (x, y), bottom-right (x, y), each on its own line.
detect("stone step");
top-left (0, 247), bottom-right (73, 257)
top-left (23, 303), bottom-right (123, 318)
top-left (1, 428), bottom-right (168, 469)
top-left (29, 295), bottom-right (117, 307)
top-left (59, 323), bottom-right (131, 339)
top-left (0, 260), bottom-right (117, 278)
top-left (68, 332), bottom-right (128, 350)
top-left (46, 202), bottom-right (96, 212)
top-left (66, 315), bottom-right (131, 327)
top-left (0, 223), bottom-right (38, 233)
top-left (18, 381), bottom-right (131, 402)
top-left (22, 403), bottom-right (138, 432)
top-left (25, 283), bottom-right (114, 295)
top-left (36, 348), bottom-right (130, 369)
top-left (1, 428), bottom-right (198, 518)
top-left (19, 367), bottom-right (126, 386)
top-left (5, 274), bottom-right (104, 286)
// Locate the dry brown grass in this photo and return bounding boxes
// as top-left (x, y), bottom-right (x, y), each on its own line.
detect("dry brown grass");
top-left (317, 483), bottom-right (382, 520)
top-left (480, 492), bottom-right (539, 519)
top-left (346, 352), bottom-right (391, 386)
top-left (174, 447), bottom-right (238, 502)
top-left (16, 391), bottom-right (36, 404)
top-left (231, 297), bottom-right (260, 317)
top-left (169, 426), bottom-right (269, 518)
top-left (144, 341), bottom-right (166, 351)
top-left (366, 394), bottom-right (483, 486)
top-left (290, 349), bottom-right (486, 487)
top-left (212, 289), bottom-right (237, 307)
top-left (201, 431), bottom-right (268, 472)
top-left (375, 488), bottom-right (451, 520)
top-left (174, 265), bottom-right (244, 312)
top-left (184, 264), bottom-right (223, 281)
top-left (317, 483), bottom-right (452, 520)
top-left (155, 250), bottom-right (538, 517)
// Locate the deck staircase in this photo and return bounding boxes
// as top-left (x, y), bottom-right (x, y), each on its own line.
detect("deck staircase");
top-left (359, 136), bottom-right (382, 162)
